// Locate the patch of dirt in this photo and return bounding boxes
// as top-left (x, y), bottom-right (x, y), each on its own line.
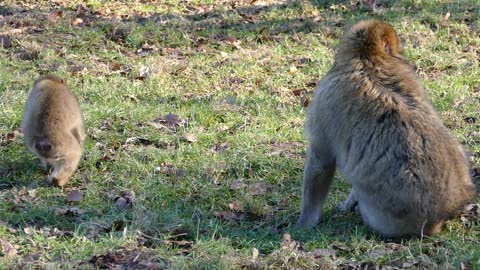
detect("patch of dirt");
top-left (266, 140), bottom-right (305, 158)
top-left (89, 247), bottom-right (165, 269)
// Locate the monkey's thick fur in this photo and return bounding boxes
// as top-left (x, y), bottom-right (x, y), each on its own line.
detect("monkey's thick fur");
top-left (23, 75), bottom-right (85, 187)
top-left (296, 20), bottom-right (476, 237)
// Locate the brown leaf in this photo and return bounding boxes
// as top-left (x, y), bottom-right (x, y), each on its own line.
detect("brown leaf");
top-left (0, 28), bottom-right (25, 35)
top-left (402, 259), bottom-right (420, 268)
top-left (211, 142), bottom-right (229, 154)
top-left (460, 203), bottom-right (480, 228)
top-left (250, 182), bottom-right (270, 196)
top-left (183, 133), bottom-right (198, 143)
top-left (163, 239), bottom-right (193, 247)
top-left (214, 211), bottom-right (244, 222)
top-left (0, 35), bottom-right (12, 48)
top-left (70, 64), bottom-right (86, 73)
top-left (301, 97), bottom-right (310, 107)
top-left (54, 207), bottom-right (84, 216)
top-left (228, 200), bottom-right (244, 212)
top-left (138, 66), bottom-right (150, 80)
top-left (113, 191), bottom-right (136, 209)
top-left (150, 113), bottom-right (186, 133)
top-left (90, 248), bottom-right (162, 269)
top-left (115, 197), bottom-right (128, 209)
top-left (72, 17), bottom-right (84, 26)
top-left (1, 240), bottom-right (19, 256)
top-left (52, 10), bottom-right (64, 18)
top-left (292, 89), bottom-right (307, 96)
top-left (268, 141), bottom-right (304, 158)
top-left (230, 179), bottom-right (247, 190)
top-left (17, 51), bottom-right (39, 61)
top-left (68, 190), bottom-right (83, 202)
top-left (309, 248), bottom-right (336, 259)
top-left (18, 186), bottom-right (27, 196)
top-left (137, 43), bottom-right (158, 56)
top-left (289, 65), bottom-right (298, 74)
top-left (281, 233), bottom-right (303, 251)
top-left (23, 252), bottom-right (42, 263)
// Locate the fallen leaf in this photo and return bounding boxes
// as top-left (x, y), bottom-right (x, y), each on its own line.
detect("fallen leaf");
top-left (68, 190), bottom-right (83, 202)
top-left (17, 51), bottom-right (39, 61)
top-left (150, 113), bottom-right (187, 133)
top-left (309, 248), bottom-right (336, 259)
top-left (23, 227), bottom-right (34, 235)
top-left (54, 207), bottom-right (84, 216)
top-left (183, 133), bottom-right (198, 143)
top-left (112, 191), bottom-right (136, 209)
top-left (115, 197), bottom-right (128, 209)
top-left (289, 65), bottom-right (298, 74)
top-left (460, 203), bottom-right (480, 228)
top-left (138, 66), bottom-right (150, 80)
top-left (228, 200), bottom-right (244, 212)
top-left (214, 211), bottom-right (244, 222)
top-left (281, 233), bottom-right (303, 251)
top-left (292, 89), bottom-right (307, 96)
top-left (70, 64), bottom-right (86, 73)
top-left (0, 35), bottom-right (12, 48)
top-left (137, 43), bottom-right (158, 56)
top-left (444, 12), bottom-right (451, 21)
top-left (23, 252), bottom-right (41, 263)
top-left (211, 142), bottom-right (228, 154)
top-left (220, 51), bottom-right (228, 58)
top-left (230, 179), bottom-right (247, 190)
top-left (90, 248), bottom-right (162, 269)
top-left (402, 259), bottom-right (420, 268)
top-left (163, 239), bottom-right (193, 247)
top-left (252, 247), bottom-right (259, 260)
top-left (0, 28), bottom-right (25, 35)
top-left (18, 186), bottom-right (27, 196)
top-left (250, 182), bottom-right (270, 196)
top-left (72, 17), bottom-right (84, 26)
top-left (1, 240), bottom-right (18, 256)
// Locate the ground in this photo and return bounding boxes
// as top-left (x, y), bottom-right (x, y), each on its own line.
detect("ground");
top-left (0, 0), bottom-right (479, 269)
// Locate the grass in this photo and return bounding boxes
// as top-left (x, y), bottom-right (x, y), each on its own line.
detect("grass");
top-left (0, 0), bottom-right (479, 268)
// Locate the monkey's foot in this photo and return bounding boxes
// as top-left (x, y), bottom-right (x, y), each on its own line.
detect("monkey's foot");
top-left (296, 213), bottom-right (320, 229)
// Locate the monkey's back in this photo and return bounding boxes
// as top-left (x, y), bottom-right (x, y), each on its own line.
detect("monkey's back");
top-left (23, 79), bottom-right (85, 152)
top-left (308, 62), bottom-right (475, 233)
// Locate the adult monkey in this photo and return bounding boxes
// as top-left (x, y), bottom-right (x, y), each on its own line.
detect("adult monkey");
top-left (296, 20), bottom-right (476, 237)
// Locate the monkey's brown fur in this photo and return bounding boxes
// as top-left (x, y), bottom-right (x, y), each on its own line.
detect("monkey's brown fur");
top-left (23, 75), bottom-right (85, 187)
top-left (296, 20), bottom-right (476, 237)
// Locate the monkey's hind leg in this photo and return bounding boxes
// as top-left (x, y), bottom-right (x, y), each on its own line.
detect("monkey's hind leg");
top-left (296, 147), bottom-right (336, 229)
top-left (336, 189), bottom-right (358, 213)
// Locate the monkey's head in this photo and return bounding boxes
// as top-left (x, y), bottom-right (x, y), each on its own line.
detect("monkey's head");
top-left (34, 75), bottom-right (66, 86)
top-left (337, 20), bottom-right (405, 61)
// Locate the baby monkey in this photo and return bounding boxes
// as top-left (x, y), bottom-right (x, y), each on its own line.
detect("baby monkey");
top-left (23, 75), bottom-right (85, 187)
top-left (296, 20), bottom-right (476, 237)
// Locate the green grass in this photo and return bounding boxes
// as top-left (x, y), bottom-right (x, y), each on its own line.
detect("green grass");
top-left (0, 0), bottom-right (479, 268)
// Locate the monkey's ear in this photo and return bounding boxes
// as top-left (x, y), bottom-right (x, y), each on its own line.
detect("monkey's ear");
top-left (383, 36), bottom-right (392, 54)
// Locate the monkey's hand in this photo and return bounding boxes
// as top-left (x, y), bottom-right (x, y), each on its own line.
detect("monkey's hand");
top-left (335, 189), bottom-right (358, 213)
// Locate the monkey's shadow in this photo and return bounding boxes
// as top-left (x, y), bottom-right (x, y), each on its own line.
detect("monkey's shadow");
top-left (0, 149), bottom-right (52, 190)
